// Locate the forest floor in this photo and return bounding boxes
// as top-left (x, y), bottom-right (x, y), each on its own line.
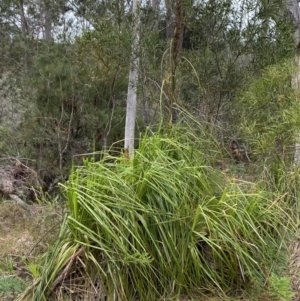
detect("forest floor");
top-left (0, 199), bottom-right (63, 301)
top-left (0, 199), bottom-right (297, 301)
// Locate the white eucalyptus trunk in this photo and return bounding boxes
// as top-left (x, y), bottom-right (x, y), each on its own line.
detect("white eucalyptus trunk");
top-left (285, 0), bottom-right (300, 163)
top-left (124, 0), bottom-right (141, 159)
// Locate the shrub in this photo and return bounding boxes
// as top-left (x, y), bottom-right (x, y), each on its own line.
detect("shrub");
top-left (20, 118), bottom-right (295, 301)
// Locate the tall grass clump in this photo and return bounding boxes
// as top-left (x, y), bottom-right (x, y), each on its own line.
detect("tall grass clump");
top-left (19, 117), bottom-right (295, 301)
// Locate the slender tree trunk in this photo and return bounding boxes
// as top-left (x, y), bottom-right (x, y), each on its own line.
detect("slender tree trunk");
top-left (151, 0), bottom-right (160, 28)
top-left (165, 0), bottom-right (175, 40)
top-left (293, 55), bottom-right (300, 163)
top-left (44, 9), bottom-right (52, 40)
top-left (165, 0), bottom-right (184, 124)
top-left (124, 0), bottom-right (141, 159)
top-left (20, 0), bottom-right (29, 37)
top-left (44, 1), bottom-right (52, 40)
top-left (285, 0), bottom-right (300, 163)
top-left (19, 0), bottom-right (30, 71)
top-left (151, 0), bottom-right (160, 13)
top-left (143, 98), bottom-right (150, 126)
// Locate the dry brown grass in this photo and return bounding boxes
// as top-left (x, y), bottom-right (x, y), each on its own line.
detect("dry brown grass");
top-left (0, 200), bottom-right (62, 258)
top-left (0, 199), bottom-right (63, 300)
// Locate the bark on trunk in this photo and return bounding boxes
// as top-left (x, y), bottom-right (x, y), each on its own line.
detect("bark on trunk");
top-left (165, 0), bottom-right (175, 40)
top-left (20, 0), bottom-right (30, 37)
top-left (151, 0), bottom-right (159, 10)
top-left (44, 3), bottom-right (52, 40)
top-left (124, 0), bottom-right (141, 159)
top-left (165, 0), bottom-right (184, 124)
top-left (44, 10), bottom-right (52, 40)
top-left (19, 0), bottom-right (30, 71)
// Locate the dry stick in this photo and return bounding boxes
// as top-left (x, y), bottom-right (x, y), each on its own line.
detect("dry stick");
top-left (9, 194), bottom-right (31, 213)
top-left (50, 247), bottom-right (85, 292)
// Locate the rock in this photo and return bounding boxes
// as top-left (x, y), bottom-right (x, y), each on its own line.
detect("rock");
top-left (0, 179), bottom-right (14, 195)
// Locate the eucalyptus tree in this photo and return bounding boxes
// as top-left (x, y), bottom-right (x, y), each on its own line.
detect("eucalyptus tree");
top-left (163, 0), bottom-right (185, 124)
top-left (124, 0), bottom-right (141, 159)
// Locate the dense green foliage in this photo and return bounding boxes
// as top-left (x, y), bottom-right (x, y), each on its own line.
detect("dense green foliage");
top-left (1, 0), bottom-right (300, 300)
top-left (235, 60), bottom-right (300, 168)
top-left (0, 0), bottom-right (295, 182)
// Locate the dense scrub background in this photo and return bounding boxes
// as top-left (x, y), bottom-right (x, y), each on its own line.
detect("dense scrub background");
top-left (1, 0), bottom-right (300, 300)
top-left (0, 0), bottom-right (296, 184)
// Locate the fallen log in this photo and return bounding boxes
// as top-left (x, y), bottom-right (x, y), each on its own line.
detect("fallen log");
top-left (9, 193), bottom-right (32, 213)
